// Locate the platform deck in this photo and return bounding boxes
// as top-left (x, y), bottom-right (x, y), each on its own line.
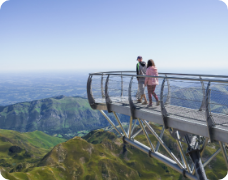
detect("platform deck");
top-left (93, 97), bottom-right (228, 143)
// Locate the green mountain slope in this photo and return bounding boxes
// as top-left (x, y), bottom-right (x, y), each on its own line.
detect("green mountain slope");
top-left (0, 129), bottom-right (66, 173)
top-left (0, 96), bottom-right (128, 139)
top-left (2, 125), bottom-right (227, 180)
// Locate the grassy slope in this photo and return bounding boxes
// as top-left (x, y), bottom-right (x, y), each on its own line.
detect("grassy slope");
top-left (3, 126), bottom-right (227, 180)
top-left (0, 96), bottom-right (101, 137)
top-left (0, 129), bottom-right (66, 172)
top-left (0, 96), bottom-right (129, 139)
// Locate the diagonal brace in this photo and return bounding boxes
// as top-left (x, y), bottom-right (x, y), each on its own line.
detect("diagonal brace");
top-left (219, 141), bottom-right (228, 170)
top-left (143, 120), bottom-right (184, 169)
top-left (113, 112), bottom-right (127, 137)
top-left (99, 110), bottom-right (122, 136)
top-left (138, 119), bottom-right (155, 152)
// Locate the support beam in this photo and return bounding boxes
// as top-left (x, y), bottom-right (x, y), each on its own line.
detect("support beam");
top-left (113, 112), bottom-right (127, 137)
top-left (192, 138), bottom-right (209, 175)
top-left (143, 120), bottom-right (184, 169)
top-left (131, 119), bottom-right (137, 135)
top-left (99, 110), bottom-right (122, 136)
top-left (200, 138), bottom-right (209, 157)
top-left (128, 116), bottom-right (133, 138)
top-left (155, 126), bottom-right (165, 152)
top-left (219, 141), bottom-right (228, 170)
top-left (185, 135), bottom-right (207, 180)
top-left (176, 131), bottom-right (190, 172)
top-left (131, 128), bottom-right (143, 139)
top-left (203, 148), bottom-right (221, 167)
top-left (124, 137), bottom-right (198, 180)
top-left (138, 119), bottom-right (155, 152)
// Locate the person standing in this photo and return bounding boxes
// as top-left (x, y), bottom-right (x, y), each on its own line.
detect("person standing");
top-left (144, 59), bottom-right (160, 107)
top-left (136, 56), bottom-right (148, 105)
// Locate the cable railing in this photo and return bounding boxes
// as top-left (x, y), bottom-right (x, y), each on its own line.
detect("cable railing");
top-left (87, 71), bottom-right (228, 138)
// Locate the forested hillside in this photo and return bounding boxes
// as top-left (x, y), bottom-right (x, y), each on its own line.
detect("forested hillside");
top-left (0, 96), bottom-right (128, 139)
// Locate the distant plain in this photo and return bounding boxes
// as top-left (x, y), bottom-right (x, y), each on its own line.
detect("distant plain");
top-left (0, 72), bottom-right (88, 106)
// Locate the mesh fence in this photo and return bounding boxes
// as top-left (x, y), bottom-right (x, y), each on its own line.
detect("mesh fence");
top-left (210, 82), bottom-right (228, 125)
top-left (130, 77), bottom-right (163, 113)
top-left (90, 73), bottom-right (228, 127)
top-left (163, 78), bottom-right (206, 122)
top-left (107, 75), bottom-right (131, 105)
top-left (91, 74), bottom-right (106, 103)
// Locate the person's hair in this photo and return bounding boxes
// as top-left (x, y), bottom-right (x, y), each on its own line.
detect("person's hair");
top-left (147, 59), bottom-right (155, 68)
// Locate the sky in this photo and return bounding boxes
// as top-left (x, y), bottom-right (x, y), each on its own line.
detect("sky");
top-left (0, 0), bottom-right (228, 74)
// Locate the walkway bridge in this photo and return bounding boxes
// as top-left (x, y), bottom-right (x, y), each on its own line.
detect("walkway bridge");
top-left (87, 71), bottom-right (228, 180)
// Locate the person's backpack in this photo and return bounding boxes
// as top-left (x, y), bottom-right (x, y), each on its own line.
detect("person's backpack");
top-left (137, 63), bottom-right (147, 76)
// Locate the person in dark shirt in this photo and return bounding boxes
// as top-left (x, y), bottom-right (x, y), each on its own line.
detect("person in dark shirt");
top-left (136, 56), bottom-right (147, 105)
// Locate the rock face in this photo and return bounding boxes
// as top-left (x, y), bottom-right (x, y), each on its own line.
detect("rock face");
top-left (0, 96), bottom-right (128, 137)
top-left (8, 146), bottom-right (22, 154)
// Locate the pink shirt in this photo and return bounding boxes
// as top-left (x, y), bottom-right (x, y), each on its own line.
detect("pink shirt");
top-left (145, 66), bottom-right (159, 85)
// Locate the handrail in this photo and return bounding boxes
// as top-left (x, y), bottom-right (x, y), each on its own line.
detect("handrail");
top-left (90, 71), bottom-right (228, 79)
top-left (90, 72), bottom-right (228, 84)
top-left (88, 71), bottom-right (228, 131)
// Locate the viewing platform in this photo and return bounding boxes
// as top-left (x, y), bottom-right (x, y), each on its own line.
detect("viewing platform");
top-left (87, 71), bottom-right (228, 180)
top-left (87, 71), bottom-right (228, 144)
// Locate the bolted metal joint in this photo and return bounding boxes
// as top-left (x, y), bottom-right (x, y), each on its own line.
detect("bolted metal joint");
top-left (182, 169), bottom-right (187, 178)
top-left (122, 136), bottom-right (126, 144)
top-left (185, 135), bottom-right (207, 180)
top-left (148, 149), bottom-right (152, 158)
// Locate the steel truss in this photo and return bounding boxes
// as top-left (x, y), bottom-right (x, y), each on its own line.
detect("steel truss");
top-left (87, 71), bottom-right (228, 180)
top-left (99, 110), bottom-right (228, 180)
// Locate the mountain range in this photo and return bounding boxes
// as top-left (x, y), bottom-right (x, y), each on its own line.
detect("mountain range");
top-left (1, 124), bottom-right (227, 180)
top-left (0, 96), bottom-right (129, 139)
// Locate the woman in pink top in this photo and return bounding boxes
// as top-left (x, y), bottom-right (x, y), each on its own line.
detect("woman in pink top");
top-left (144, 59), bottom-right (160, 107)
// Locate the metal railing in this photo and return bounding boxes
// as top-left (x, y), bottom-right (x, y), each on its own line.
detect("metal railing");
top-left (87, 71), bottom-right (228, 180)
top-left (87, 71), bottom-right (228, 142)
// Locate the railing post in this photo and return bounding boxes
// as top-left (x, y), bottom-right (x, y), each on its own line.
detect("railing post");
top-left (199, 76), bottom-right (206, 111)
top-left (160, 78), bottom-right (169, 129)
top-left (205, 81), bottom-right (214, 142)
top-left (164, 75), bottom-right (171, 105)
top-left (87, 75), bottom-right (96, 109)
top-left (101, 73), bottom-right (105, 98)
top-left (128, 76), bottom-right (136, 119)
top-left (121, 72), bottom-right (123, 98)
top-left (105, 75), bottom-right (112, 113)
top-left (128, 116), bottom-right (133, 138)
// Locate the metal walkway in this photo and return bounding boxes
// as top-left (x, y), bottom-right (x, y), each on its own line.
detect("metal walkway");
top-left (87, 71), bottom-right (228, 180)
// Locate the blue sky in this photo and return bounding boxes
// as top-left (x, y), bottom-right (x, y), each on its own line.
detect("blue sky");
top-left (0, 0), bottom-right (228, 73)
